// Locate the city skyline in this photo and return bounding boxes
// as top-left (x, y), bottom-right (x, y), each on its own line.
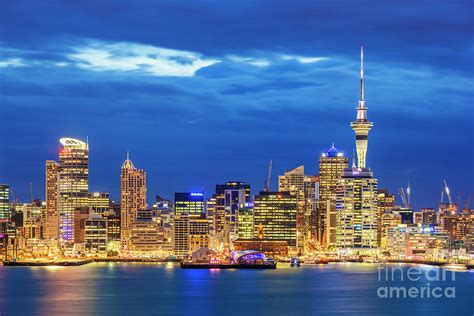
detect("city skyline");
top-left (1, 1), bottom-right (472, 210)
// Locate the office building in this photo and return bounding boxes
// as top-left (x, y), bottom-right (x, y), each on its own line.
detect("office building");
top-left (120, 155), bottom-right (147, 243)
top-left (376, 189), bottom-right (395, 246)
top-left (253, 191), bottom-right (297, 251)
top-left (58, 138), bottom-right (89, 242)
top-left (89, 192), bottom-right (110, 216)
top-left (84, 215), bottom-right (107, 256)
top-left (318, 144), bottom-right (348, 246)
top-left (237, 203), bottom-right (254, 240)
top-left (45, 161), bottom-right (60, 240)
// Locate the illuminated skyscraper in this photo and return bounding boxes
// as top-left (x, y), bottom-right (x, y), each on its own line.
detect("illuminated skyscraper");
top-left (237, 203), bottom-right (254, 240)
top-left (351, 47), bottom-right (373, 169)
top-left (0, 184), bottom-right (10, 221)
top-left (376, 189), bottom-right (395, 246)
top-left (58, 138), bottom-right (89, 242)
top-left (278, 166), bottom-right (317, 249)
top-left (253, 191), bottom-right (297, 251)
top-left (214, 182), bottom-right (250, 245)
top-left (173, 192), bottom-right (208, 257)
top-left (317, 144), bottom-right (348, 246)
top-left (335, 167), bottom-right (378, 252)
top-left (120, 155), bottom-right (147, 243)
top-left (45, 160), bottom-right (60, 240)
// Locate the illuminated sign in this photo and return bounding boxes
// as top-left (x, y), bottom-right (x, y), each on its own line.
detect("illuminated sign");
top-left (60, 137), bottom-right (87, 148)
top-left (190, 192), bottom-right (203, 197)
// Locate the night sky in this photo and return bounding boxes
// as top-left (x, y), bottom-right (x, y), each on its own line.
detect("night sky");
top-left (0, 1), bottom-right (472, 209)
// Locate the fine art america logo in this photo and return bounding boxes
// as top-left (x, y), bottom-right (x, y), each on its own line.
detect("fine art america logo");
top-left (377, 265), bottom-right (456, 299)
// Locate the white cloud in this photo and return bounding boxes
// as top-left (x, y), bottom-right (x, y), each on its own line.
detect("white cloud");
top-left (68, 41), bottom-right (220, 77)
top-left (226, 55), bottom-right (271, 67)
top-left (280, 54), bottom-right (329, 64)
top-left (0, 58), bottom-right (25, 68)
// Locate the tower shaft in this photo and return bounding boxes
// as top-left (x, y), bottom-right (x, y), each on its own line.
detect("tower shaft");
top-left (351, 46), bottom-right (373, 168)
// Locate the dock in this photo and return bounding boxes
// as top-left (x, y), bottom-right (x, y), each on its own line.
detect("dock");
top-left (181, 262), bottom-right (277, 269)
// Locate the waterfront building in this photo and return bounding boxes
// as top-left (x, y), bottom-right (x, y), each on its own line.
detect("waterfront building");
top-left (173, 213), bottom-right (189, 257)
top-left (130, 210), bottom-right (164, 255)
top-left (380, 212), bottom-right (402, 249)
top-left (89, 192), bottom-right (110, 216)
top-left (317, 144), bottom-right (348, 247)
top-left (237, 203), bottom-right (254, 240)
top-left (173, 192), bottom-right (208, 257)
top-left (84, 215), bottom-right (107, 256)
top-left (253, 191), bottom-right (297, 252)
top-left (376, 189), bottom-right (395, 246)
top-left (104, 210), bottom-right (121, 242)
top-left (278, 166), bottom-right (310, 250)
top-left (58, 138), bottom-right (89, 243)
top-left (440, 214), bottom-right (473, 240)
top-left (335, 167), bottom-right (378, 253)
top-left (233, 239), bottom-right (288, 257)
top-left (0, 184), bottom-right (9, 221)
top-left (214, 182), bottom-right (250, 245)
top-left (73, 207), bottom-right (89, 244)
top-left (120, 155), bottom-right (147, 244)
top-left (45, 161), bottom-right (59, 240)
top-left (20, 201), bottom-right (45, 240)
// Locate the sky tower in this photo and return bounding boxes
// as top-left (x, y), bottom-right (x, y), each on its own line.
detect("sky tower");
top-left (351, 47), bottom-right (373, 168)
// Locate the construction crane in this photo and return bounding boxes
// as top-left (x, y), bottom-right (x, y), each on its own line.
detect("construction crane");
top-left (464, 195), bottom-right (471, 211)
top-left (406, 181), bottom-right (411, 209)
top-left (264, 159), bottom-right (272, 192)
top-left (443, 179), bottom-right (453, 205)
top-left (398, 187), bottom-right (407, 208)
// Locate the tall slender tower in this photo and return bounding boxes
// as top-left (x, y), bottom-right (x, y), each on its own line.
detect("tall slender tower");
top-left (120, 154), bottom-right (147, 244)
top-left (45, 160), bottom-right (60, 240)
top-left (350, 47), bottom-right (373, 168)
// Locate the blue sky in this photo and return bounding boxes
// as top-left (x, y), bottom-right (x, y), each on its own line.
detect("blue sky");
top-left (0, 0), bottom-right (472, 209)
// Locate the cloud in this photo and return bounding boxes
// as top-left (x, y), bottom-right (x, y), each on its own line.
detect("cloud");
top-left (280, 54), bottom-right (329, 64)
top-left (0, 58), bottom-right (25, 67)
top-left (67, 40), bottom-right (221, 77)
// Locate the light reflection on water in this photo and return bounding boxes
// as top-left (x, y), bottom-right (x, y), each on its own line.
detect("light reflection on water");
top-left (0, 263), bottom-right (472, 315)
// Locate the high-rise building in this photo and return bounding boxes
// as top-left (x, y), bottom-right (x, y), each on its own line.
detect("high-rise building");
top-left (278, 166), bottom-right (306, 247)
top-left (335, 168), bottom-right (378, 252)
top-left (376, 189), bottom-right (395, 246)
top-left (440, 214), bottom-right (473, 240)
top-left (317, 144), bottom-right (348, 246)
top-left (214, 182), bottom-right (250, 245)
top-left (58, 138), bottom-right (89, 242)
top-left (173, 192), bottom-right (208, 257)
top-left (351, 47), bottom-right (373, 169)
top-left (84, 215), bottom-right (107, 256)
top-left (120, 155), bottom-right (147, 244)
top-left (89, 192), bottom-right (110, 216)
top-left (253, 191), bottom-right (297, 251)
top-left (45, 161), bottom-right (60, 240)
top-left (0, 184), bottom-right (10, 221)
top-left (237, 203), bottom-right (254, 240)
top-left (304, 175), bottom-right (319, 241)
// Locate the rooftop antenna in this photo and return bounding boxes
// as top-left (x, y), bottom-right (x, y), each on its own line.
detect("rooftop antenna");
top-left (360, 46), bottom-right (364, 104)
top-left (29, 182), bottom-right (34, 202)
top-left (126, 148), bottom-right (130, 160)
top-left (86, 136), bottom-right (89, 149)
